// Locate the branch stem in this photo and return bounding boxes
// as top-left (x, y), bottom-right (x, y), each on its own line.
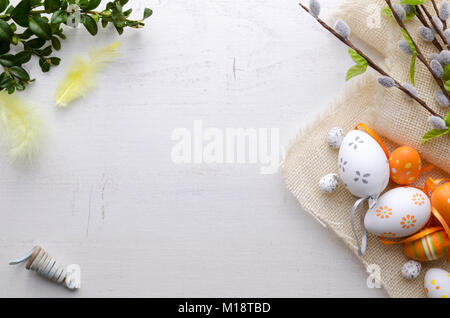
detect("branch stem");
top-left (431, 0), bottom-right (447, 30)
top-left (385, 0), bottom-right (450, 103)
top-left (298, 2), bottom-right (441, 118)
top-left (415, 5), bottom-right (443, 51)
top-left (420, 4), bottom-right (449, 49)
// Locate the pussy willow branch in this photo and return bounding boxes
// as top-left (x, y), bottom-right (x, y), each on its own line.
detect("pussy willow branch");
top-left (415, 5), bottom-right (443, 51)
top-left (431, 0), bottom-right (447, 29)
top-left (420, 4), bottom-right (449, 49)
top-left (385, 0), bottom-right (450, 102)
top-left (298, 2), bottom-right (441, 118)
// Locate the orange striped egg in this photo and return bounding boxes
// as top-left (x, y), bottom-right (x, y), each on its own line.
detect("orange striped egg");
top-left (389, 146), bottom-right (422, 185)
top-left (404, 230), bottom-right (450, 261)
top-left (431, 182), bottom-right (450, 229)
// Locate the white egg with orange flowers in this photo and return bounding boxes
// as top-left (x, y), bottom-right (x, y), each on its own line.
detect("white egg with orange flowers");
top-left (364, 187), bottom-right (431, 238)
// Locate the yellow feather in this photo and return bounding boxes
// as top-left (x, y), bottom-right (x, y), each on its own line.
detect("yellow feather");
top-left (0, 92), bottom-right (43, 161)
top-left (55, 41), bottom-right (122, 107)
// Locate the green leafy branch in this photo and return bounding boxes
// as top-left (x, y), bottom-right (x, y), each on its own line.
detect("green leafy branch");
top-left (421, 112), bottom-right (450, 144)
top-left (0, 0), bottom-right (152, 94)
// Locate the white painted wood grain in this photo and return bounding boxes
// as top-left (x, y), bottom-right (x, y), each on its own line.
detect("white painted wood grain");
top-left (0, 0), bottom-right (388, 297)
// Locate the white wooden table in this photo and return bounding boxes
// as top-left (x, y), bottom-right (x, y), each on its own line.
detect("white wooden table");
top-left (0, 0), bottom-right (387, 297)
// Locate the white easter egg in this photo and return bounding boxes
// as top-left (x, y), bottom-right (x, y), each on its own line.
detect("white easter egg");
top-left (364, 187), bottom-right (431, 238)
top-left (424, 268), bottom-right (450, 298)
top-left (327, 127), bottom-right (344, 148)
top-left (319, 173), bottom-right (340, 193)
top-left (402, 260), bottom-right (421, 280)
top-left (338, 130), bottom-right (390, 198)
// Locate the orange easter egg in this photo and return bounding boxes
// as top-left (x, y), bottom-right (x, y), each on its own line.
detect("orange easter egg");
top-left (389, 146), bottom-right (422, 185)
top-left (403, 229), bottom-right (450, 261)
top-left (431, 182), bottom-right (450, 228)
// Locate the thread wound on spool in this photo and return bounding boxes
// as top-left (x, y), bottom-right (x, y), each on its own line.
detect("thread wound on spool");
top-left (9, 246), bottom-right (81, 290)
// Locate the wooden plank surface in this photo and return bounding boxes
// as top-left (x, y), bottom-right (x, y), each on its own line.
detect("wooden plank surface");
top-left (0, 0), bottom-right (387, 297)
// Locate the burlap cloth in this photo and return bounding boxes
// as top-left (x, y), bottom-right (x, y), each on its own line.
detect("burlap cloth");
top-left (283, 0), bottom-right (449, 298)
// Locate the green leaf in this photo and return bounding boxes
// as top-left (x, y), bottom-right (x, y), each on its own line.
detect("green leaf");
top-left (25, 38), bottom-right (46, 49)
top-left (115, 25), bottom-right (124, 35)
top-left (44, 0), bottom-right (61, 13)
top-left (444, 64), bottom-right (450, 82)
top-left (421, 128), bottom-right (450, 144)
top-left (11, 0), bottom-right (30, 27)
top-left (143, 8), bottom-right (152, 20)
top-left (9, 66), bottom-right (30, 81)
top-left (39, 45), bottom-right (52, 56)
top-left (17, 28), bottom-right (33, 40)
top-left (0, 54), bottom-right (15, 67)
top-left (0, 19), bottom-right (12, 42)
top-left (14, 51), bottom-right (32, 65)
top-left (445, 112), bottom-right (450, 127)
top-left (445, 80), bottom-right (450, 91)
top-left (410, 53), bottom-right (416, 86)
top-left (381, 6), bottom-right (392, 17)
top-left (39, 57), bottom-right (50, 72)
top-left (346, 48), bottom-right (368, 81)
top-left (0, 41), bottom-right (9, 55)
top-left (81, 0), bottom-right (101, 10)
top-left (0, 0), bottom-right (9, 13)
top-left (348, 48), bottom-right (368, 67)
top-left (49, 57), bottom-right (60, 65)
top-left (346, 64), bottom-right (367, 81)
top-left (0, 72), bottom-right (10, 86)
top-left (51, 36), bottom-right (61, 50)
top-left (400, 0), bottom-right (426, 5)
top-left (29, 16), bottom-right (52, 40)
top-left (51, 9), bottom-right (68, 24)
top-left (401, 28), bottom-right (417, 55)
top-left (81, 14), bottom-right (98, 35)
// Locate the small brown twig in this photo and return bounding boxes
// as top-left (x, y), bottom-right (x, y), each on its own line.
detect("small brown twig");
top-left (431, 0), bottom-right (447, 30)
top-left (385, 0), bottom-right (450, 102)
top-left (420, 4), bottom-right (449, 49)
top-left (415, 5), bottom-right (443, 51)
top-left (298, 2), bottom-right (442, 118)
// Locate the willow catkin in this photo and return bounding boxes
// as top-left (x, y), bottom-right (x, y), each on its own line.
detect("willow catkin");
top-left (402, 83), bottom-right (418, 100)
top-left (430, 53), bottom-right (440, 61)
top-left (444, 29), bottom-right (450, 44)
top-left (431, 59), bottom-right (444, 77)
top-left (334, 20), bottom-right (351, 39)
top-left (419, 26), bottom-right (435, 42)
top-left (428, 116), bottom-right (448, 130)
top-left (399, 40), bottom-right (413, 55)
top-left (377, 76), bottom-right (395, 88)
top-left (393, 4), bottom-right (406, 21)
top-left (439, 50), bottom-right (450, 65)
top-left (439, 1), bottom-right (450, 21)
top-left (435, 90), bottom-right (450, 107)
top-left (309, 0), bottom-right (320, 18)
top-left (432, 16), bottom-right (444, 32)
top-left (401, 4), bottom-right (414, 16)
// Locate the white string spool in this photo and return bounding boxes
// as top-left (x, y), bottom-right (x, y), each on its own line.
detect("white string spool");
top-left (9, 246), bottom-right (81, 290)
